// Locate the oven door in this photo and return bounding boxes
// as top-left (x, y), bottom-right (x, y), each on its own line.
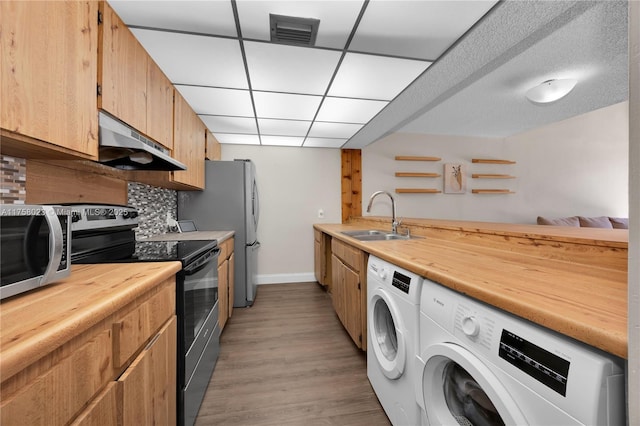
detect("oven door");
top-left (178, 247), bottom-right (220, 426)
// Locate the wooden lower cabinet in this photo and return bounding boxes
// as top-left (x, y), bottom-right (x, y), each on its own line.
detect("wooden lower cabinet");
top-left (218, 237), bottom-right (235, 330)
top-left (218, 259), bottom-right (229, 329)
top-left (313, 229), bottom-right (332, 289)
top-left (228, 252), bottom-right (235, 318)
top-left (118, 316), bottom-right (177, 426)
top-left (71, 383), bottom-right (118, 426)
top-left (330, 238), bottom-right (368, 350)
top-left (0, 277), bottom-right (177, 426)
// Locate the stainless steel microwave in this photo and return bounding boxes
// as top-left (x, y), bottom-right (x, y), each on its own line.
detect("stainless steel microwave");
top-left (1, 205), bottom-right (71, 300)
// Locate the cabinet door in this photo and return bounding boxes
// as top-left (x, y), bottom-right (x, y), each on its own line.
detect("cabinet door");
top-left (343, 265), bottom-right (362, 348)
top-left (98, 1), bottom-right (147, 133)
top-left (172, 91), bottom-right (205, 189)
top-left (314, 239), bottom-right (322, 284)
top-left (118, 316), bottom-right (177, 426)
top-left (206, 130), bottom-right (221, 160)
top-left (146, 61), bottom-right (174, 150)
top-left (331, 254), bottom-right (345, 325)
top-left (218, 259), bottom-right (229, 330)
top-left (228, 252), bottom-right (235, 319)
top-left (70, 382), bottom-right (118, 426)
top-left (331, 254), bottom-right (362, 349)
top-left (1, 1), bottom-right (98, 158)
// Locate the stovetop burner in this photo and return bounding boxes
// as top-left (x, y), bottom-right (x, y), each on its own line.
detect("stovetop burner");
top-left (132, 240), bottom-right (217, 264)
top-left (68, 203), bottom-right (217, 265)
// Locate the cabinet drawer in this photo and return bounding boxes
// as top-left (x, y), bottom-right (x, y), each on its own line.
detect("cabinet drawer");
top-left (218, 238), bottom-right (234, 266)
top-left (0, 329), bottom-right (112, 426)
top-left (112, 282), bottom-right (175, 368)
top-left (331, 238), bottom-right (362, 272)
top-left (70, 382), bottom-right (118, 426)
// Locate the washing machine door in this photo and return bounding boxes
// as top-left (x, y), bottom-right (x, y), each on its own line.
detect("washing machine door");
top-left (419, 343), bottom-right (527, 426)
top-left (368, 287), bottom-right (406, 379)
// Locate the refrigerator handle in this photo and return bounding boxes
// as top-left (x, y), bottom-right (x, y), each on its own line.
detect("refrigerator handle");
top-left (252, 179), bottom-right (259, 233)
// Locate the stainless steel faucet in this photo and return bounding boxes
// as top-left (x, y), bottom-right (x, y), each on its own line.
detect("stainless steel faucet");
top-left (366, 190), bottom-right (398, 234)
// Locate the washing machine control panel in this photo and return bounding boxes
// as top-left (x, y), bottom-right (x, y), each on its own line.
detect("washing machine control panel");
top-left (391, 271), bottom-right (411, 294)
top-left (499, 329), bottom-right (570, 396)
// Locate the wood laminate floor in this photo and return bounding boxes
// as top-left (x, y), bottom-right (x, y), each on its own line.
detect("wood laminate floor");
top-left (195, 282), bottom-right (391, 426)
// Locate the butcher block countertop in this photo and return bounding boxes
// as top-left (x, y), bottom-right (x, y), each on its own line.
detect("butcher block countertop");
top-left (143, 230), bottom-right (234, 243)
top-left (315, 220), bottom-right (628, 359)
top-left (0, 262), bottom-right (181, 382)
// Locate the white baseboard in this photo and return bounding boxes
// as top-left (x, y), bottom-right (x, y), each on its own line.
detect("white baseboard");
top-left (256, 272), bottom-right (317, 285)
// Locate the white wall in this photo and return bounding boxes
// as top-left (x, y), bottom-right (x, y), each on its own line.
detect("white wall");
top-left (221, 144), bottom-right (341, 284)
top-left (363, 102), bottom-right (629, 224)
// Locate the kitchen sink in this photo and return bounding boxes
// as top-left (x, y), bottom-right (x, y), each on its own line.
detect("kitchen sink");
top-left (340, 229), bottom-right (418, 241)
top-left (341, 229), bottom-right (387, 237)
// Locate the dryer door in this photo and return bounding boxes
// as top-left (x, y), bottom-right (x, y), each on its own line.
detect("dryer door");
top-left (419, 343), bottom-right (527, 426)
top-left (368, 287), bottom-right (406, 379)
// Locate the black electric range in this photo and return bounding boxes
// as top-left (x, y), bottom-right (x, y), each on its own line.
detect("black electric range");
top-left (67, 204), bottom-right (220, 426)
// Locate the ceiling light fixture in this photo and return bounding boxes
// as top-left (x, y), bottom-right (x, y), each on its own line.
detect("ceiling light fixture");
top-left (525, 79), bottom-right (577, 104)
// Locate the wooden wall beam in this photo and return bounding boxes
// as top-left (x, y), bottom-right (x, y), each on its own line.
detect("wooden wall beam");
top-left (341, 149), bottom-right (362, 223)
top-left (26, 160), bottom-right (128, 205)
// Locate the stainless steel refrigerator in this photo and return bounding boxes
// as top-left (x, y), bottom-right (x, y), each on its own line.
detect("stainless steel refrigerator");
top-left (178, 159), bottom-right (260, 307)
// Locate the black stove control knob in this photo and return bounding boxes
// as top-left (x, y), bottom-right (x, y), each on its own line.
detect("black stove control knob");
top-left (122, 211), bottom-right (131, 219)
top-left (71, 212), bottom-right (81, 223)
top-left (130, 211), bottom-right (139, 219)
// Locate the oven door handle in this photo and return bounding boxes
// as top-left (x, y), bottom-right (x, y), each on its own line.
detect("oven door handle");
top-left (183, 247), bottom-right (220, 276)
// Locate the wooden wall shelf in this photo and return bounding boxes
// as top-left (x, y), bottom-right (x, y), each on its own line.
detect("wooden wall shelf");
top-left (472, 174), bottom-right (515, 179)
top-left (472, 189), bottom-right (515, 194)
top-left (471, 159), bottom-right (516, 164)
top-left (395, 172), bottom-right (441, 178)
top-left (395, 188), bottom-right (441, 194)
top-left (395, 156), bottom-right (441, 162)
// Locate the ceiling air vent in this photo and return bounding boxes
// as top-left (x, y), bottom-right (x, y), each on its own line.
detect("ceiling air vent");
top-left (270, 14), bottom-right (320, 47)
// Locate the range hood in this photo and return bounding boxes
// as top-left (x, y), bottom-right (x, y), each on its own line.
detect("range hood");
top-left (98, 112), bottom-right (186, 171)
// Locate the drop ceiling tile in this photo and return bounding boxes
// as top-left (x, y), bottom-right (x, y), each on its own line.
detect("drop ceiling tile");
top-left (316, 97), bottom-right (388, 123)
top-left (350, 1), bottom-right (498, 60)
top-left (107, 0), bottom-right (237, 36)
top-left (214, 133), bottom-right (261, 145)
top-left (131, 29), bottom-right (247, 88)
top-left (200, 116), bottom-right (257, 134)
top-left (253, 92), bottom-right (322, 120)
top-left (329, 53), bottom-right (431, 100)
top-left (236, 1), bottom-right (365, 49)
top-left (244, 42), bottom-right (341, 95)
top-left (261, 136), bottom-right (305, 147)
top-left (175, 85), bottom-right (254, 117)
top-left (258, 119), bottom-right (311, 137)
top-left (304, 137), bottom-right (347, 148)
top-left (308, 122), bottom-right (363, 139)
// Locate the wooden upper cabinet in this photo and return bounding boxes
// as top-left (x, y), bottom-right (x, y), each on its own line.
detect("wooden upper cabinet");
top-left (146, 61), bottom-right (174, 150)
top-left (172, 91), bottom-right (205, 189)
top-left (206, 130), bottom-right (221, 160)
top-left (98, 1), bottom-right (146, 133)
top-left (0, 1), bottom-right (99, 159)
top-left (98, 1), bottom-right (173, 150)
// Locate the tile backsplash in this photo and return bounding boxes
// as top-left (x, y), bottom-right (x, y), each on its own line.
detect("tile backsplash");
top-left (127, 182), bottom-right (177, 239)
top-left (0, 157), bottom-right (176, 239)
top-left (0, 155), bottom-right (26, 204)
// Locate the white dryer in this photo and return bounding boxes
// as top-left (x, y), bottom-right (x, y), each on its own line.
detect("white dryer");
top-left (416, 279), bottom-right (626, 426)
top-left (367, 255), bottom-right (422, 426)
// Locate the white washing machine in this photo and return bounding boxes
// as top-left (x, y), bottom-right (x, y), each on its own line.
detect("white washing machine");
top-left (367, 255), bottom-right (423, 426)
top-left (416, 279), bottom-right (626, 426)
